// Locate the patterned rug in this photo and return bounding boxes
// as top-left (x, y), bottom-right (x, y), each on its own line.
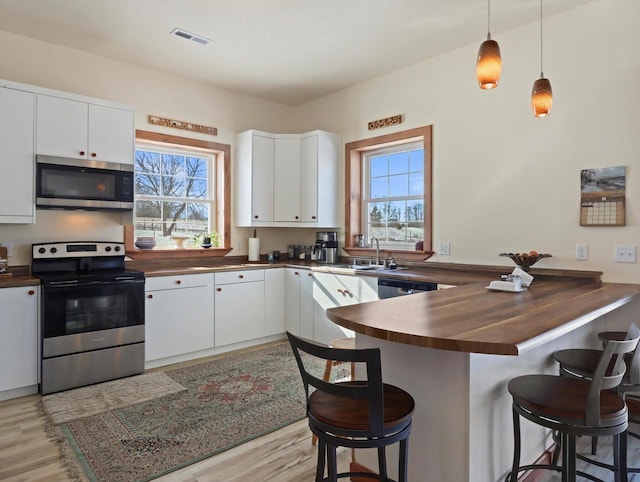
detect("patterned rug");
top-left (42, 372), bottom-right (187, 425)
top-left (43, 342), bottom-right (337, 482)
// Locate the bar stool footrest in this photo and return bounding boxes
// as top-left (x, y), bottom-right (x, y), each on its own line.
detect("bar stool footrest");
top-left (506, 463), bottom-right (606, 482)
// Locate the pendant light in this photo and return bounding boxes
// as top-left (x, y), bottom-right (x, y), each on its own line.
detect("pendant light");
top-left (476, 0), bottom-right (502, 89)
top-left (531, 0), bottom-right (552, 117)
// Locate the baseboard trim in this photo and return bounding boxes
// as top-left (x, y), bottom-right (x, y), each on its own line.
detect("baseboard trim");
top-left (517, 446), bottom-right (556, 482)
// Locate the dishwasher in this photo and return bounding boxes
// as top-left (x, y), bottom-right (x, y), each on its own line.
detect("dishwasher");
top-left (378, 278), bottom-right (438, 299)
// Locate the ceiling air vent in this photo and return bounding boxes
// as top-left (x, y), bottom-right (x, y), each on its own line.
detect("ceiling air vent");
top-left (170, 28), bottom-right (211, 46)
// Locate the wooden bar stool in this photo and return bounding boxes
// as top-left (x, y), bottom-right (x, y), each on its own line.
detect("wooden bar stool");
top-left (505, 330), bottom-right (640, 482)
top-left (287, 331), bottom-right (415, 482)
top-left (553, 324), bottom-right (640, 470)
top-left (312, 337), bottom-right (356, 447)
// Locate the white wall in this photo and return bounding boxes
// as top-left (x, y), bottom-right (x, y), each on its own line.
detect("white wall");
top-left (1, 0), bottom-right (639, 283)
top-left (292, 0), bottom-right (640, 283)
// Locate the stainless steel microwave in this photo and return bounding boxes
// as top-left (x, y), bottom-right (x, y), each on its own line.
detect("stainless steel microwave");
top-left (36, 155), bottom-right (134, 211)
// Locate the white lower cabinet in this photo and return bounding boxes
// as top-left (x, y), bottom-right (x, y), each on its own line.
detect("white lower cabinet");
top-left (264, 268), bottom-right (285, 336)
top-left (0, 286), bottom-right (39, 399)
top-left (312, 272), bottom-right (378, 345)
top-left (145, 273), bottom-right (214, 362)
top-left (214, 270), bottom-right (265, 347)
top-left (285, 268), bottom-right (378, 345)
top-left (284, 268), bottom-right (314, 339)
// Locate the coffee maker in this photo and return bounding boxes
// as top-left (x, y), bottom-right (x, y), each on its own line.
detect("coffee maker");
top-left (314, 231), bottom-right (338, 264)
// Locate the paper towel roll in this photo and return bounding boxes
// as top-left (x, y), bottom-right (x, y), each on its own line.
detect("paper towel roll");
top-left (248, 238), bottom-right (260, 261)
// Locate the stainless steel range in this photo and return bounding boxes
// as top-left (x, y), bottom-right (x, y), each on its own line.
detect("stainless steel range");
top-left (32, 241), bottom-right (145, 394)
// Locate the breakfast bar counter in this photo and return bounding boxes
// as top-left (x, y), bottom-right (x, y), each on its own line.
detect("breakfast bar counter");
top-left (326, 279), bottom-right (640, 355)
top-left (325, 279), bottom-right (640, 482)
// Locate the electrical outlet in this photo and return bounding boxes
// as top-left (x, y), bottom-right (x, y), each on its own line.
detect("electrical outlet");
top-left (575, 244), bottom-right (588, 261)
top-left (615, 245), bottom-right (637, 263)
top-left (438, 242), bottom-right (450, 256)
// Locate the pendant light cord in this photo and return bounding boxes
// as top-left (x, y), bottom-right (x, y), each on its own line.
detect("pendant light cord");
top-left (539, 0), bottom-right (544, 77)
top-left (487, 0), bottom-right (492, 39)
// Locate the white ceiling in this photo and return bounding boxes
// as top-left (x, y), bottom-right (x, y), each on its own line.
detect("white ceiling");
top-left (0, 0), bottom-right (592, 106)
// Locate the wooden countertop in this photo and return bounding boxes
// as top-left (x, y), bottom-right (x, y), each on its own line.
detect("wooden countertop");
top-left (325, 279), bottom-right (640, 356)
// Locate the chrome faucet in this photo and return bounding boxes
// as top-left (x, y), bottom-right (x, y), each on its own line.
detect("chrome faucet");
top-left (370, 237), bottom-right (381, 266)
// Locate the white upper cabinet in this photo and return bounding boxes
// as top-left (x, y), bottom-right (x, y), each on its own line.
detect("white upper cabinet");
top-left (36, 94), bottom-right (134, 164)
top-left (274, 137), bottom-right (301, 222)
top-left (0, 87), bottom-right (35, 223)
top-left (88, 104), bottom-right (135, 164)
top-left (235, 129), bottom-right (340, 227)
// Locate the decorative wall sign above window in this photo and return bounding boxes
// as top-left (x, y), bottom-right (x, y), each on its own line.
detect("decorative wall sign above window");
top-left (580, 166), bottom-right (625, 226)
top-left (368, 114), bottom-right (402, 131)
top-left (148, 115), bottom-right (217, 136)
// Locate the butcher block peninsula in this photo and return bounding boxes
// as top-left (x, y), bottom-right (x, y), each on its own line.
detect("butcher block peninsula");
top-left (326, 275), bottom-right (640, 482)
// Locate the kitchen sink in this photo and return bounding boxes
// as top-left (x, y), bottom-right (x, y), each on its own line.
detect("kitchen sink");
top-left (329, 264), bottom-right (407, 272)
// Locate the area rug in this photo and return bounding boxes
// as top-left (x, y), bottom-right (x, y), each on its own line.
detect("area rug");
top-left (43, 342), bottom-right (338, 482)
top-left (42, 372), bottom-right (187, 425)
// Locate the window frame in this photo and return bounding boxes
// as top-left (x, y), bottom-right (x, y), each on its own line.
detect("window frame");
top-left (343, 125), bottom-right (433, 261)
top-left (125, 130), bottom-right (232, 259)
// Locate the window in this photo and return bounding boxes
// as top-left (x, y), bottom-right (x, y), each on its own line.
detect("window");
top-left (363, 142), bottom-right (424, 249)
top-left (344, 126), bottom-right (432, 260)
top-left (125, 130), bottom-right (231, 258)
top-left (134, 144), bottom-right (213, 248)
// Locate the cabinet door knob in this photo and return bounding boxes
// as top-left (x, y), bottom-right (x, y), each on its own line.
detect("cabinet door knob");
top-left (216, 287), bottom-right (222, 292)
top-left (254, 215), bottom-right (259, 219)
top-left (79, 150), bottom-right (85, 156)
top-left (294, 271), bottom-right (299, 275)
top-left (175, 280), bottom-right (181, 285)
top-left (311, 216), bottom-right (317, 220)
top-left (91, 152), bottom-right (97, 157)
top-left (239, 274), bottom-right (244, 279)
top-left (295, 216), bottom-right (299, 220)
top-left (28, 290), bottom-right (35, 296)
top-left (147, 294), bottom-right (153, 299)
top-left (307, 273), bottom-right (312, 277)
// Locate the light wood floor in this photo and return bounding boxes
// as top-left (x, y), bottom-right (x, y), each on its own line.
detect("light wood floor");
top-left (0, 392), bottom-right (349, 482)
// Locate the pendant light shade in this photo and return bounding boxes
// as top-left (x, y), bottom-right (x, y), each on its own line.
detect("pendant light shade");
top-left (476, 0), bottom-right (501, 89)
top-left (532, 76), bottom-right (552, 117)
top-left (477, 35), bottom-right (502, 89)
top-left (531, 0), bottom-right (552, 117)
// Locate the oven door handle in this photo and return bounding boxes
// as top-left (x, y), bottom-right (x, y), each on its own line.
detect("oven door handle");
top-left (45, 278), bottom-right (145, 288)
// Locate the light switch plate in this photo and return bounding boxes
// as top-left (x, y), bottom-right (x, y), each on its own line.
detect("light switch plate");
top-left (438, 242), bottom-right (450, 256)
top-left (615, 245), bottom-right (637, 263)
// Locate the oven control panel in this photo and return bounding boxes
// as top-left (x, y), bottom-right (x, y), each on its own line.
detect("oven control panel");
top-left (32, 241), bottom-right (125, 259)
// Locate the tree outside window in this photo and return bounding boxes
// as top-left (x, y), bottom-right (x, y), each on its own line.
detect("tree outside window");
top-left (364, 144), bottom-right (424, 249)
top-left (134, 146), bottom-right (214, 248)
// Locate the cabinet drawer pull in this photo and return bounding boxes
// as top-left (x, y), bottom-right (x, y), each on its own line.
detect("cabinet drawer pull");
top-left (307, 273), bottom-right (313, 277)
top-left (91, 152), bottom-right (97, 157)
top-left (28, 290), bottom-right (35, 296)
top-left (175, 280), bottom-right (182, 285)
top-left (254, 215), bottom-right (259, 219)
top-left (147, 294), bottom-right (153, 299)
top-left (216, 287), bottom-right (222, 292)
top-left (239, 274), bottom-right (244, 279)
top-left (79, 150), bottom-right (85, 156)
top-left (295, 215), bottom-right (299, 220)
top-left (337, 289), bottom-right (344, 295)
top-left (311, 216), bottom-right (317, 219)
top-left (294, 271), bottom-right (299, 275)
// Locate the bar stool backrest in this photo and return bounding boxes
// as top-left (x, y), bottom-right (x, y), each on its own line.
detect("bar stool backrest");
top-left (286, 332), bottom-right (386, 437)
top-left (626, 323), bottom-right (640, 385)
top-left (586, 323), bottom-right (640, 426)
